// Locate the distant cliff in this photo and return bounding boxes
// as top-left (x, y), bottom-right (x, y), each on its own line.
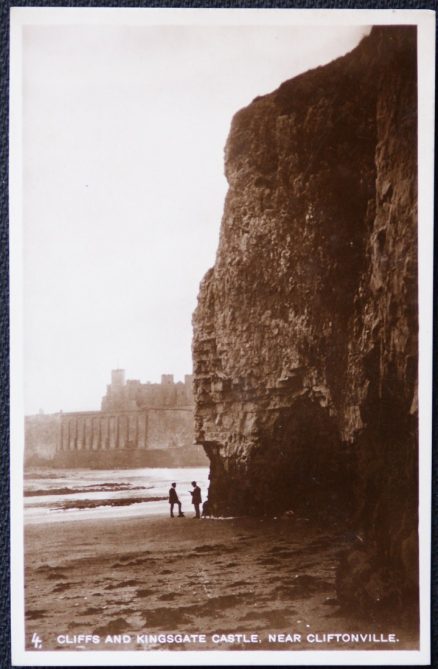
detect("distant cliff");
top-left (25, 414), bottom-right (61, 464)
top-left (193, 27), bottom-right (417, 614)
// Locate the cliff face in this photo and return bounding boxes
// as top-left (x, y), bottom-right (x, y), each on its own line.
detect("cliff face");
top-left (192, 27), bottom-right (418, 612)
top-left (25, 414), bottom-right (61, 464)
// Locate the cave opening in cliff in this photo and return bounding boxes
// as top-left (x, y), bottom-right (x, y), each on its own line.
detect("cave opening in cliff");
top-left (204, 398), bottom-right (355, 521)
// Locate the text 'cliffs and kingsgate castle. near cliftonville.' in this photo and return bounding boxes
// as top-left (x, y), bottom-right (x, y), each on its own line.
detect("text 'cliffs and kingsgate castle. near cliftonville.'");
top-left (25, 369), bottom-right (208, 468)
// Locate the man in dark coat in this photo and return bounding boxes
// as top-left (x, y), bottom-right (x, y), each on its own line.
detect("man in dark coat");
top-left (189, 481), bottom-right (202, 518)
top-left (168, 482), bottom-right (184, 518)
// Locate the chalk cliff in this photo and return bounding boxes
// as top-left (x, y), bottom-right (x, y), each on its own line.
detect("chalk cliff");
top-left (193, 27), bottom-right (418, 613)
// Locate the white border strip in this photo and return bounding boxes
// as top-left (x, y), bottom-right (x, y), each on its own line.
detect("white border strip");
top-left (8, 6), bottom-right (438, 26)
top-left (9, 9), bottom-right (26, 663)
top-left (8, 648), bottom-right (434, 667)
top-left (416, 9), bottom-right (435, 665)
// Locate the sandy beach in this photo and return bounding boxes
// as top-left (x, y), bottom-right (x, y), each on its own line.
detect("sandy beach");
top-left (24, 512), bottom-right (418, 652)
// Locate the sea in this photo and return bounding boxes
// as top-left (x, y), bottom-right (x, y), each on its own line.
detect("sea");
top-left (24, 467), bottom-right (210, 525)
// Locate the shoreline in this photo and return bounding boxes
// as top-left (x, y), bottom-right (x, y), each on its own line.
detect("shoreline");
top-left (24, 465), bottom-right (209, 524)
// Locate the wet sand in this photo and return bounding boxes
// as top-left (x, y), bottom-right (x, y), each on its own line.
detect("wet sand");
top-left (24, 513), bottom-right (417, 652)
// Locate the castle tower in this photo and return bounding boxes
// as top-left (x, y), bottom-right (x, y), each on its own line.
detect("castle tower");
top-left (111, 369), bottom-right (125, 387)
top-left (161, 374), bottom-right (174, 385)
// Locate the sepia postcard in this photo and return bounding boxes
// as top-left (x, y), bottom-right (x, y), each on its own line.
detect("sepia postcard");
top-left (9, 6), bottom-right (435, 666)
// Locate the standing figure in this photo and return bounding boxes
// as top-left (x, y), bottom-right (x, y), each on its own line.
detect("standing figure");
top-left (168, 482), bottom-right (184, 518)
top-left (189, 481), bottom-right (202, 519)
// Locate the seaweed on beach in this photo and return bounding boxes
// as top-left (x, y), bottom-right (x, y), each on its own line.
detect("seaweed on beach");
top-left (93, 617), bottom-right (130, 636)
top-left (50, 496), bottom-right (166, 511)
top-left (25, 483), bottom-right (146, 496)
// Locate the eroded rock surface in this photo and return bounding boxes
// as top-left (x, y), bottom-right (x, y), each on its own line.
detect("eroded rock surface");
top-left (192, 27), bottom-right (418, 613)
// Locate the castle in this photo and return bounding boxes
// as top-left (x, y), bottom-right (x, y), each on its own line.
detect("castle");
top-left (25, 370), bottom-right (207, 468)
top-left (101, 369), bottom-right (193, 412)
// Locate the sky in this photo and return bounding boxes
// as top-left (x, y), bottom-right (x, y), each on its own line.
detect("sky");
top-left (21, 17), bottom-right (370, 414)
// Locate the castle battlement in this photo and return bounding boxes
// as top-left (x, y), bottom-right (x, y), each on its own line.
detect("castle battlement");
top-left (101, 369), bottom-right (193, 413)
